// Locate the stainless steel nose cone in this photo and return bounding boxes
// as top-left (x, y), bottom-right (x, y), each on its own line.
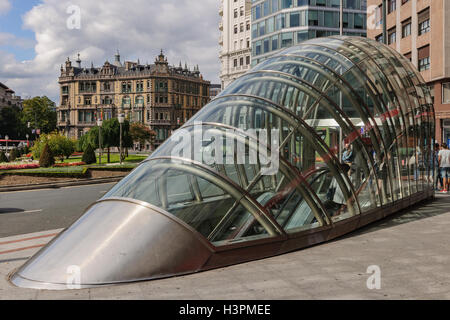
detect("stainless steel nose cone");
top-left (10, 199), bottom-right (212, 290)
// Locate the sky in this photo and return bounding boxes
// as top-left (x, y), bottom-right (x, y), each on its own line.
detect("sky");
top-left (0, 0), bottom-right (221, 102)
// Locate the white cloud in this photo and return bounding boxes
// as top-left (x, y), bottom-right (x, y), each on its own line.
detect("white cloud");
top-left (0, 0), bottom-right (221, 101)
top-left (0, 32), bottom-right (36, 49)
top-left (0, 0), bottom-right (11, 15)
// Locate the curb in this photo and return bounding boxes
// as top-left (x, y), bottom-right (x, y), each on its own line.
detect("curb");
top-left (0, 176), bottom-right (125, 193)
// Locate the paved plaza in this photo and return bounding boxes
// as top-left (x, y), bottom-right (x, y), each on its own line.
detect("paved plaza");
top-left (0, 193), bottom-right (449, 300)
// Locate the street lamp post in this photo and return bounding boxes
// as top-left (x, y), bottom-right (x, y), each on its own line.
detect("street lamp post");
top-left (5, 135), bottom-right (9, 151)
top-left (118, 113), bottom-right (125, 165)
top-left (382, 0), bottom-right (387, 45)
top-left (97, 119), bottom-right (103, 165)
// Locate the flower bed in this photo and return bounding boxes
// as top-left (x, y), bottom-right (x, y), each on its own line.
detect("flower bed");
top-left (54, 162), bottom-right (86, 167)
top-left (0, 163), bottom-right (40, 171)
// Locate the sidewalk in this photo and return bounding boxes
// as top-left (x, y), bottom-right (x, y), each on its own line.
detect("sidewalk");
top-left (1, 194), bottom-right (450, 300)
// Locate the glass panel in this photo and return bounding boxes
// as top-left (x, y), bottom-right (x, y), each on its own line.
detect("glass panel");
top-left (104, 159), bottom-right (281, 245)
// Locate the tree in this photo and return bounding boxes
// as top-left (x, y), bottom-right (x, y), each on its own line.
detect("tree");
top-left (100, 118), bottom-right (132, 163)
top-left (22, 96), bottom-right (57, 135)
top-left (47, 132), bottom-right (75, 162)
top-left (9, 148), bottom-right (18, 162)
top-left (39, 143), bottom-right (55, 167)
top-left (130, 123), bottom-right (155, 151)
top-left (0, 106), bottom-right (28, 140)
top-left (31, 133), bottom-right (50, 160)
top-left (82, 144), bottom-right (96, 164)
top-left (32, 132), bottom-right (75, 162)
top-left (81, 118), bottom-right (133, 163)
top-left (0, 151), bottom-right (8, 163)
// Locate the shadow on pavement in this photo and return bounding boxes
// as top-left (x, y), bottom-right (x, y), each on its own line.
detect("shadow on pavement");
top-left (344, 193), bottom-right (450, 238)
top-left (0, 208), bottom-right (25, 215)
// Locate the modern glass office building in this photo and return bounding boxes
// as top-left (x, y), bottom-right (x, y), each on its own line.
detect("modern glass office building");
top-left (11, 37), bottom-right (435, 290)
top-left (251, 0), bottom-right (367, 65)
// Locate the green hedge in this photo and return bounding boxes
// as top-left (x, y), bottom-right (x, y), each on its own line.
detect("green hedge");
top-left (3, 166), bottom-right (88, 178)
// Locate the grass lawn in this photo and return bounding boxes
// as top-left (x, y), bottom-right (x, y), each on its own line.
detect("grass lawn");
top-left (54, 154), bottom-right (147, 165)
top-left (94, 154), bottom-right (147, 164)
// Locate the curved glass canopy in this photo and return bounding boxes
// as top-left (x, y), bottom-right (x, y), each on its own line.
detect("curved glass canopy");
top-left (11, 37), bottom-right (435, 290)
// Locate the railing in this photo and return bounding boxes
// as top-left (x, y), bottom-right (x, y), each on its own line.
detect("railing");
top-left (77, 121), bottom-right (96, 126)
top-left (150, 119), bottom-right (172, 125)
top-left (231, 65), bottom-right (249, 72)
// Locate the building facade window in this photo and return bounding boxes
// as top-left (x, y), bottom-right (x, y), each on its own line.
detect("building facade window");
top-left (354, 13), bottom-right (364, 29)
top-left (418, 8), bottom-right (430, 36)
top-left (418, 57), bottom-right (430, 71)
top-left (84, 96), bottom-right (91, 105)
top-left (404, 52), bottom-right (412, 62)
top-left (388, 28), bottom-right (396, 44)
top-left (418, 19), bottom-right (430, 35)
top-left (418, 45), bottom-right (430, 71)
top-left (308, 10), bottom-right (318, 26)
top-left (388, 0), bottom-right (396, 13)
top-left (272, 35), bottom-right (278, 51)
top-left (375, 34), bottom-right (383, 43)
top-left (402, 20), bottom-right (411, 38)
top-left (442, 83), bottom-right (450, 104)
top-left (281, 32), bottom-right (293, 48)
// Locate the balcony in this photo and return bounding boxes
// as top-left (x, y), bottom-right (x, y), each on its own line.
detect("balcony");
top-left (150, 119), bottom-right (172, 125)
top-left (219, 4), bottom-right (223, 16)
top-left (58, 120), bottom-right (70, 126)
top-left (219, 35), bottom-right (223, 45)
top-left (219, 21), bottom-right (223, 31)
top-left (100, 89), bottom-right (114, 94)
top-left (77, 121), bottom-right (96, 127)
top-left (231, 65), bottom-right (250, 72)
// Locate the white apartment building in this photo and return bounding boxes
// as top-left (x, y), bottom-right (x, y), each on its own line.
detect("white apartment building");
top-left (219, 0), bottom-right (252, 89)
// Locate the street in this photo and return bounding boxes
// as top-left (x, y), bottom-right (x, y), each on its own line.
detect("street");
top-left (0, 183), bottom-right (116, 238)
top-left (0, 193), bottom-right (449, 299)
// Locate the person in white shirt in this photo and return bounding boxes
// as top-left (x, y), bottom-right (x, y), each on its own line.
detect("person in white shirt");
top-left (438, 143), bottom-right (450, 192)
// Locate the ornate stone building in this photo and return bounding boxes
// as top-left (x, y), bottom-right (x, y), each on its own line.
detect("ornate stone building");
top-left (57, 51), bottom-right (210, 149)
